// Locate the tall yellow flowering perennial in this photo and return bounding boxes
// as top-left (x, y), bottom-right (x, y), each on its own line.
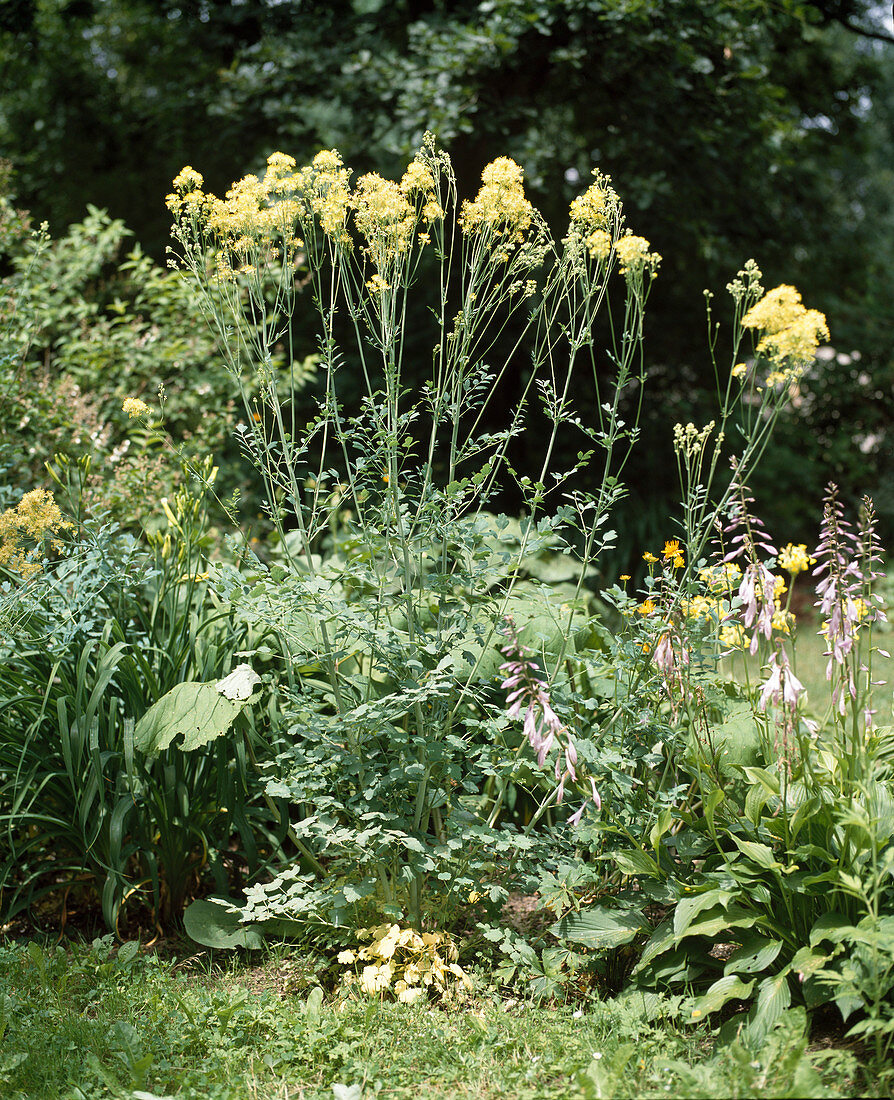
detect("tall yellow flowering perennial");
top-left (741, 284), bottom-right (829, 378)
top-left (0, 489), bottom-right (71, 580)
top-left (460, 157), bottom-right (534, 239)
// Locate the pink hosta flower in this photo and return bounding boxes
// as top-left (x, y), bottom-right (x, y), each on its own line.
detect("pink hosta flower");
top-left (738, 562), bottom-right (777, 655)
top-left (569, 779), bottom-right (602, 827)
top-left (758, 647), bottom-right (804, 712)
top-left (813, 486), bottom-right (886, 685)
top-left (499, 618), bottom-right (598, 826)
top-left (654, 630), bottom-right (689, 674)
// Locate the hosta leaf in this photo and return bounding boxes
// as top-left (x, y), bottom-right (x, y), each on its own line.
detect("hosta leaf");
top-left (552, 906), bottom-right (648, 948)
top-left (742, 970), bottom-right (791, 1045)
top-left (730, 836), bottom-right (783, 871)
top-left (681, 906), bottom-right (757, 941)
top-left (689, 975), bottom-right (755, 1020)
top-left (183, 898), bottom-right (265, 950)
top-left (612, 848), bottom-right (662, 878)
top-left (724, 934), bottom-right (783, 976)
top-left (673, 889), bottom-right (734, 938)
top-left (809, 912), bottom-right (854, 947)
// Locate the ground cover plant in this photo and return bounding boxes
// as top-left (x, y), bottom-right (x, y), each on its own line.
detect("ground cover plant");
top-left (0, 140), bottom-right (891, 1097)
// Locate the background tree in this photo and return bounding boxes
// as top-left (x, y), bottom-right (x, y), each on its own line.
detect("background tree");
top-left (1, 0), bottom-right (890, 552)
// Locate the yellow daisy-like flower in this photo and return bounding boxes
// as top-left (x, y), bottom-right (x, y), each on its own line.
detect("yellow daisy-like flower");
top-left (642, 551), bottom-right (658, 564)
top-left (637, 599), bottom-right (656, 615)
top-left (662, 540), bottom-right (681, 561)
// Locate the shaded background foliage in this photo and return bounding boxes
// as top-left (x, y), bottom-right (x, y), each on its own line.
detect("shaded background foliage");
top-left (0, 0), bottom-right (891, 555)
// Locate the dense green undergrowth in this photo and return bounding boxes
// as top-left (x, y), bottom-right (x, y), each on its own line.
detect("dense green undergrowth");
top-left (0, 937), bottom-right (869, 1100)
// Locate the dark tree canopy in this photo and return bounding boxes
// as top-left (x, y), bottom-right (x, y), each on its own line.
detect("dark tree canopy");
top-left (1, 0), bottom-right (891, 545)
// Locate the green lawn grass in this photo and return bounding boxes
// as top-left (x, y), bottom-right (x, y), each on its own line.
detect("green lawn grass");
top-left (0, 938), bottom-right (870, 1100)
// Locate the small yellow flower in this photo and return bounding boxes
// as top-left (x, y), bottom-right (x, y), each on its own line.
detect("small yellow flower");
top-left (619, 574), bottom-right (631, 582)
top-left (662, 540), bottom-right (681, 561)
top-left (643, 551), bottom-right (658, 564)
top-left (637, 599), bottom-right (656, 616)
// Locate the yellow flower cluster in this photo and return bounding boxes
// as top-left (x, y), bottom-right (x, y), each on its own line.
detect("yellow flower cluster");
top-left (673, 420), bottom-right (715, 458)
top-left (741, 285), bottom-right (829, 374)
top-left (614, 232), bottom-right (662, 284)
top-left (352, 172), bottom-right (416, 265)
top-left (681, 595), bottom-right (726, 624)
top-left (165, 166), bottom-right (207, 218)
top-left (0, 489), bottom-right (72, 580)
top-left (339, 924), bottom-right (471, 1003)
top-left (293, 149), bottom-right (353, 239)
top-left (584, 229), bottom-right (612, 261)
top-left (778, 542), bottom-right (815, 576)
top-left (771, 608), bottom-right (795, 635)
top-left (662, 540), bottom-right (685, 569)
top-left (399, 157), bottom-right (444, 223)
top-left (122, 396), bottom-right (150, 419)
top-left (461, 157), bottom-right (534, 240)
top-left (719, 622), bottom-right (747, 649)
top-left (569, 174), bottom-right (617, 231)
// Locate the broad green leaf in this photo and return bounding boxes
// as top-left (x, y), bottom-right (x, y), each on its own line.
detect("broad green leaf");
top-left (690, 975), bottom-right (755, 1020)
top-left (743, 970), bottom-right (791, 1044)
top-left (789, 945), bottom-right (828, 981)
top-left (633, 918), bottom-right (675, 971)
top-left (612, 848), bottom-right (662, 878)
top-left (724, 934), bottom-right (783, 976)
top-left (552, 906), bottom-right (648, 948)
top-left (740, 767), bottom-right (780, 797)
top-left (682, 906), bottom-right (757, 941)
top-left (730, 836), bottom-right (783, 871)
top-left (649, 809), bottom-right (673, 853)
top-left (183, 899), bottom-right (265, 950)
top-left (809, 912), bottom-right (855, 947)
top-left (134, 680), bottom-right (255, 753)
top-left (704, 787), bottom-right (725, 836)
top-left (673, 889), bottom-right (734, 938)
